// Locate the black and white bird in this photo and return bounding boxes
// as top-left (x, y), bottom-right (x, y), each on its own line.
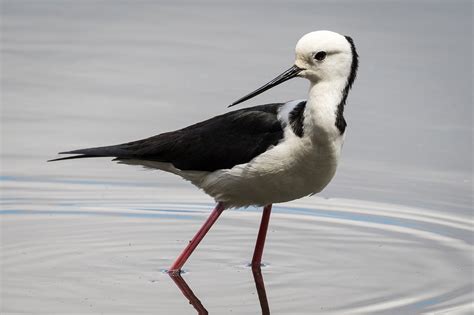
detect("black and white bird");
top-left (50, 30), bottom-right (358, 274)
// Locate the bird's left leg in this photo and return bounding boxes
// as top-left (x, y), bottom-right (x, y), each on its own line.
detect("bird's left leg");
top-left (251, 204), bottom-right (272, 268)
top-left (168, 202), bottom-right (225, 274)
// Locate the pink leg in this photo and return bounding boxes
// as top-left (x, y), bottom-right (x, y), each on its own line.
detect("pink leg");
top-left (169, 202), bottom-right (225, 274)
top-left (251, 204), bottom-right (272, 268)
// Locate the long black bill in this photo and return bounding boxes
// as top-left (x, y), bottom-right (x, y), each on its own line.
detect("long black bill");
top-left (229, 65), bottom-right (303, 107)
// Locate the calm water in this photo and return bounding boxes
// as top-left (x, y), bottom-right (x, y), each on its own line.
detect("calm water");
top-left (1, 1), bottom-right (472, 314)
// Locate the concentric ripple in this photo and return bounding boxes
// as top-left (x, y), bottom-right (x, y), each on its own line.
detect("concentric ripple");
top-left (1, 176), bottom-right (472, 314)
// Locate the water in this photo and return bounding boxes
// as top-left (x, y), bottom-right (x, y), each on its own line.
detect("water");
top-left (1, 1), bottom-right (472, 314)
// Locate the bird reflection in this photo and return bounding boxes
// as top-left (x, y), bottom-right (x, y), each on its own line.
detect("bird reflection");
top-left (168, 266), bottom-right (270, 314)
top-left (251, 266), bottom-right (270, 315)
top-left (169, 273), bottom-right (208, 315)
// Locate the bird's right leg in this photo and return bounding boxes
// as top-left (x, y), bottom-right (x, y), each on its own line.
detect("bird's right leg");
top-left (168, 202), bottom-right (225, 274)
top-left (251, 204), bottom-right (272, 268)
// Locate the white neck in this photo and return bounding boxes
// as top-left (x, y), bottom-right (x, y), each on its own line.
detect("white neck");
top-left (305, 79), bottom-right (347, 142)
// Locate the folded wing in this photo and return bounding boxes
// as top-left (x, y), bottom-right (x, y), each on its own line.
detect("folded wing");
top-left (49, 103), bottom-right (285, 172)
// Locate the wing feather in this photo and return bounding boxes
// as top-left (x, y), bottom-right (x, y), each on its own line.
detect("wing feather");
top-left (49, 103), bottom-right (285, 171)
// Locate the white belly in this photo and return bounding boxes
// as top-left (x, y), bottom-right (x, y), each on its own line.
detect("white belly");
top-left (121, 132), bottom-right (344, 209)
top-left (198, 134), bottom-right (344, 208)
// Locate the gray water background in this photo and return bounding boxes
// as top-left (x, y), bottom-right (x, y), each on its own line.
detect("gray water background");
top-left (1, 1), bottom-right (473, 314)
top-left (2, 0), bottom-right (472, 214)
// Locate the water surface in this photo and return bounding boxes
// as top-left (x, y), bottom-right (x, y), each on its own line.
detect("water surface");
top-left (1, 1), bottom-right (472, 314)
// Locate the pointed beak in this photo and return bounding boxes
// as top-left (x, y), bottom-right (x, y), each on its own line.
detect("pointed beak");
top-left (229, 65), bottom-right (303, 107)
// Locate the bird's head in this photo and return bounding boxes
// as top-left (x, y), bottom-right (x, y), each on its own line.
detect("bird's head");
top-left (230, 30), bottom-right (358, 107)
top-left (294, 31), bottom-right (357, 85)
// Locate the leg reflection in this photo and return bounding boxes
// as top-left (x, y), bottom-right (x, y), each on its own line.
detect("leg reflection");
top-left (252, 266), bottom-right (271, 315)
top-left (169, 273), bottom-right (208, 315)
top-left (168, 267), bottom-right (270, 315)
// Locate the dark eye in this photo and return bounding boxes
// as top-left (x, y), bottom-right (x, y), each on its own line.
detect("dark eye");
top-left (314, 51), bottom-right (327, 61)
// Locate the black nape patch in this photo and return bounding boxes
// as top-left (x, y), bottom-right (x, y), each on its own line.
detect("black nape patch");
top-left (335, 115), bottom-right (347, 134)
top-left (344, 36), bottom-right (359, 89)
top-left (334, 36), bottom-right (359, 134)
top-left (288, 101), bottom-right (306, 137)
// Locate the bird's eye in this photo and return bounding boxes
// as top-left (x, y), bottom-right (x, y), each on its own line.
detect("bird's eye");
top-left (314, 51), bottom-right (327, 61)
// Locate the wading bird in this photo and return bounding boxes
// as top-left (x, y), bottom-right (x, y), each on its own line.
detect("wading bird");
top-left (50, 30), bottom-right (358, 274)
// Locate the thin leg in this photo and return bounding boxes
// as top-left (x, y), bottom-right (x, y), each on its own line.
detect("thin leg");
top-left (251, 204), bottom-right (272, 268)
top-left (169, 202), bottom-right (225, 274)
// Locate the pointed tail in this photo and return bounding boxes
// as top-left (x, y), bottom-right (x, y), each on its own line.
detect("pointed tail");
top-left (48, 144), bottom-right (133, 162)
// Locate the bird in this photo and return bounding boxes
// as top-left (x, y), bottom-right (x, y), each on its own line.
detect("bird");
top-left (49, 30), bottom-right (359, 274)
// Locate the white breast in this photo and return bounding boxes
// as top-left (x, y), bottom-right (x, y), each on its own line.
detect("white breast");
top-left (196, 125), bottom-right (344, 208)
top-left (122, 133), bottom-right (343, 208)
top-left (124, 98), bottom-right (346, 209)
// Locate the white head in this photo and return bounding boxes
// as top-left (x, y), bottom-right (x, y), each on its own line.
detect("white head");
top-left (231, 30), bottom-right (358, 106)
top-left (294, 30), bottom-right (357, 84)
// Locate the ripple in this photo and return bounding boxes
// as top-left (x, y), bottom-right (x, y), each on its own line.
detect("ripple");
top-left (1, 175), bottom-right (472, 314)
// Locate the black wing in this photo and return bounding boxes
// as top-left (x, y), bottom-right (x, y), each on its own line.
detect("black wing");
top-left (49, 103), bottom-right (284, 172)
